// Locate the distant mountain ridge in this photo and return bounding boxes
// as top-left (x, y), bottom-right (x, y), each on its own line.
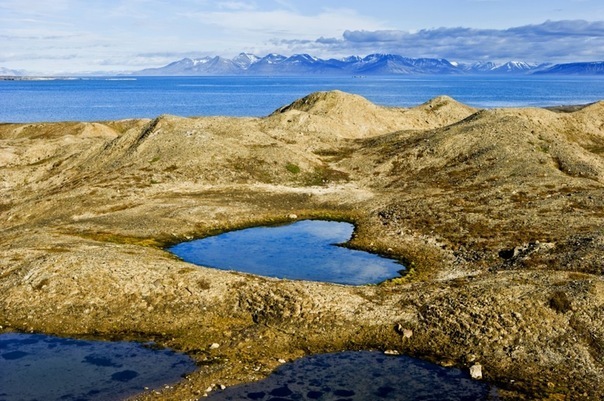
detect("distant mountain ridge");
top-left (2, 56), bottom-right (602, 77)
top-left (534, 62), bottom-right (604, 75)
top-left (133, 53), bottom-right (603, 76)
top-left (0, 67), bottom-right (23, 76)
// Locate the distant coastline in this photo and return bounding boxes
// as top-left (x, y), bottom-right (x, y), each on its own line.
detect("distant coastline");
top-left (0, 76), bottom-right (81, 81)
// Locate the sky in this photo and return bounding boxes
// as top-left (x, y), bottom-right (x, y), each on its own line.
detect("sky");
top-left (1, 0), bottom-right (603, 74)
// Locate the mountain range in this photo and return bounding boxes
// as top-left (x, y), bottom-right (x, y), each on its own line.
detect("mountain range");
top-left (0, 67), bottom-right (24, 76)
top-left (133, 53), bottom-right (604, 76)
top-left (2, 54), bottom-right (603, 77)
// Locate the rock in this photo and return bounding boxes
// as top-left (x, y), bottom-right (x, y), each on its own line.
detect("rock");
top-left (384, 350), bottom-right (400, 355)
top-left (470, 363), bottom-right (483, 380)
top-left (288, 213), bottom-right (298, 220)
top-left (209, 343), bottom-right (220, 350)
top-left (395, 324), bottom-right (413, 338)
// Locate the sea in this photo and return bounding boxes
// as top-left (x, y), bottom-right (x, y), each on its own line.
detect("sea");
top-left (1, 75), bottom-right (603, 123)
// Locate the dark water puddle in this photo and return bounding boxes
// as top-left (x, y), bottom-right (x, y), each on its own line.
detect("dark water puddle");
top-left (0, 333), bottom-right (196, 401)
top-left (207, 351), bottom-right (498, 401)
top-left (168, 220), bottom-right (404, 285)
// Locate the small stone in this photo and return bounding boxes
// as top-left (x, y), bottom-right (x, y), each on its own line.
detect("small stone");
top-left (288, 213), bottom-right (298, 220)
top-left (470, 363), bottom-right (483, 380)
top-left (384, 350), bottom-right (400, 355)
top-left (205, 386), bottom-right (213, 393)
top-left (278, 358), bottom-right (287, 364)
top-left (395, 324), bottom-right (413, 338)
top-left (219, 384), bottom-right (226, 390)
top-left (209, 343), bottom-right (220, 350)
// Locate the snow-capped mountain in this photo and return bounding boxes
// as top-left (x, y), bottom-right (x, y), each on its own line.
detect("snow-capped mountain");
top-left (137, 56), bottom-right (243, 75)
top-left (132, 53), bottom-right (602, 76)
top-left (134, 53), bottom-right (463, 76)
top-left (490, 61), bottom-right (539, 73)
top-left (232, 53), bottom-right (261, 69)
top-left (535, 62), bottom-right (604, 75)
top-left (459, 61), bottom-right (552, 74)
top-left (0, 67), bottom-right (23, 76)
top-left (463, 61), bottom-right (498, 72)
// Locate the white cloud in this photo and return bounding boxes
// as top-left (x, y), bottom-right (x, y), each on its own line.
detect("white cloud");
top-left (1, 0), bottom-right (602, 74)
top-left (183, 7), bottom-right (387, 39)
top-left (217, 1), bottom-right (257, 10)
top-left (281, 20), bottom-right (604, 63)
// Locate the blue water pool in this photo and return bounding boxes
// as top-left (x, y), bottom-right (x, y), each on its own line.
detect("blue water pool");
top-left (206, 351), bottom-right (497, 401)
top-left (168, 220), bottom-right (404, 285)
top-left (0, 333), bottom-right (196, 401)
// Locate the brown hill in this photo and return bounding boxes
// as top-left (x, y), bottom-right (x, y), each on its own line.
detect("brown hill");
top-left (265, 90), bottom-right (476, 141)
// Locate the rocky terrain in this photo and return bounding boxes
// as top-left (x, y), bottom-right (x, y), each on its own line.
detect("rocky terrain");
top-left (1, 90), bottom-right (604, 400)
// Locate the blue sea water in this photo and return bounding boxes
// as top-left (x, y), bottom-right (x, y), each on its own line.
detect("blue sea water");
top-left (1, 75), bottom-right (603, 123)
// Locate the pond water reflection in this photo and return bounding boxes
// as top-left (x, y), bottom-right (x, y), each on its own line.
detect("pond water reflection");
top-left (0, 333), bottom-right (195, 401)
top-left (168, 220), bottom-right (404, 285)
top-left (207, 351), bottom-right (498, 401)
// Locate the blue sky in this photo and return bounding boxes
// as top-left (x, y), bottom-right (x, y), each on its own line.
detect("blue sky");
top-left (1, 0), bottom-right (603, 74)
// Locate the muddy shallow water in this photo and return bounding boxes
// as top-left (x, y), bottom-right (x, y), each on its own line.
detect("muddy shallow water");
top-left (0, 333), bottom-right (196, 401)
top-left (168, 220), bottom-right (404, 285)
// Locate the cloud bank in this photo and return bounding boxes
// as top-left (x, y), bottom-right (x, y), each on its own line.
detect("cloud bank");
top-left (275, 20), bottom-right (604, 63)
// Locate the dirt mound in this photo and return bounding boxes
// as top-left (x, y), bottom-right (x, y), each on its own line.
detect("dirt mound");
top-left (265, 91), bottom-right (477, 141)
top-left (272, 90), bottom-right (379, 116)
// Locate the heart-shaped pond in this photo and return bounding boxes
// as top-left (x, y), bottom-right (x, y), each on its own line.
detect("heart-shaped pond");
top-left (168, 220), bottom-right (404, 285)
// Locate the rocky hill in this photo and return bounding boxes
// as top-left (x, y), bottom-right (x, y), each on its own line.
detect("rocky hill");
top-left (1, 92), bottom-right (604, 400)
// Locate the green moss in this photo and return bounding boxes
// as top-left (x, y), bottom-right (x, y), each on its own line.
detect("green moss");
top-left (76, 232), bottom-right (163, 248)
top-left (285, 163), bottom-right (301, 174)
top-left (302, 165), bottom-right (349, 186)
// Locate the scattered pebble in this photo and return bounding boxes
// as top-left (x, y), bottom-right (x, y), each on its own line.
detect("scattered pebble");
top-left (384, 350), bottom-right (400, 355)
top-left (209, 343), bottom-right (220, 350)
top-left (278, 358), bottom-right (287, 364)
top-left (470, 363), bottom-right (483, 380)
